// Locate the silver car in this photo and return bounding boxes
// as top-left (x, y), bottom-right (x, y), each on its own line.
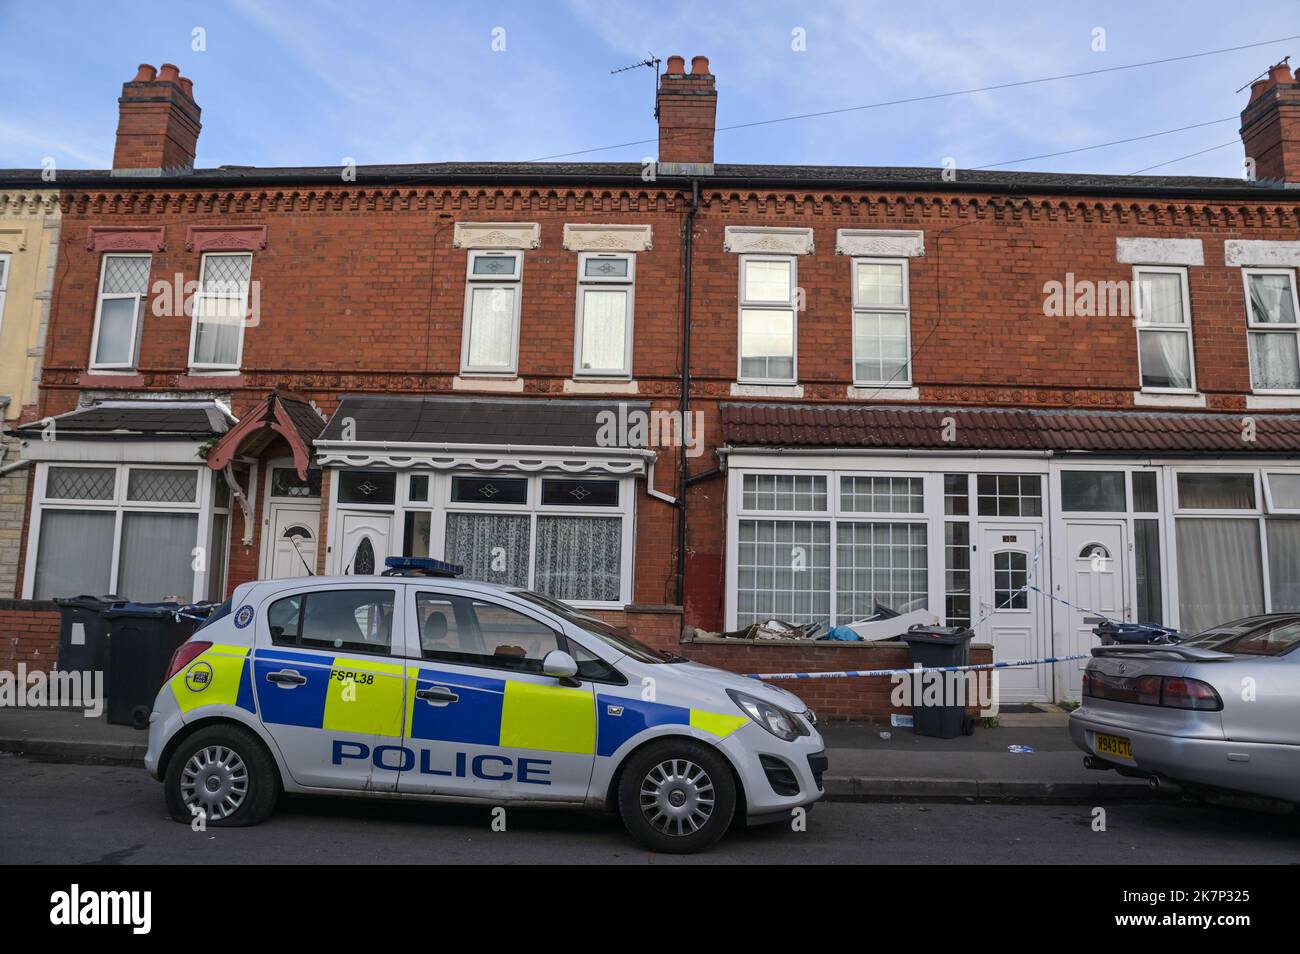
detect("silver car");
top-left (1070, 615), bottom-right (1300, 806)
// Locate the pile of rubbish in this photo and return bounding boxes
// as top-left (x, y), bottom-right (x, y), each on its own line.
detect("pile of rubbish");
top-left (699, 603), bottom-right (943, 642)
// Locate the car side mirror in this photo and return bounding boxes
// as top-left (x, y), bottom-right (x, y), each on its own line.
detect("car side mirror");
top-left (541, 649), bottom-right (579, 682)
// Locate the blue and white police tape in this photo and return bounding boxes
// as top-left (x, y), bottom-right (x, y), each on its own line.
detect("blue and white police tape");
top-left (745, 653), bottom-right (1089, 681)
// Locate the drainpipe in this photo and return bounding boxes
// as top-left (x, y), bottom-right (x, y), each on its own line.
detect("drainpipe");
top-left (675, 179), bottom-right (699, 608)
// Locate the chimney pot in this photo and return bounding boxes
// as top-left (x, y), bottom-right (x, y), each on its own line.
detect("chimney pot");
top-left (132, 64), bottom-right (157, 82)
top-left (158, 63), bottom-right (181, 82)
top-left (665, 55), bottom-right (686, 75)
top-left (1268, 62), bottom-right (1294, 85)
top-left (691, 55), bottom-right (710, 75)
top-left (1250, 78), bottom-right (1270, 102)
top-left (178, 76), bottom-right (194, 98)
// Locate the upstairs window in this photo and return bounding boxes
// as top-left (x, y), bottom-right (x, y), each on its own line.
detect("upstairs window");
top-left (190, 252), bottom-right (253, 370)
top-left (1243, 268), bottom-right (1300, 392)
top-left (90, 254), bottom-right (151, 369)
top-left (738, 255), bottom-right (796, 383)
top-left (1134, 266), bottom-right (1195, 392)
top-left (575, 252), bottom-right (634, 377)
top-left (852, 258), bottom-right (911, 386)
top-left (0, 253), bottom-right (9, 336)
top-left (461, 250), bottom-right (522, 375)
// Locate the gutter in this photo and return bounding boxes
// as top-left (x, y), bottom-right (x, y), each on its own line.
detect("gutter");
top-left (4, 170), bottom-right (1298, 202)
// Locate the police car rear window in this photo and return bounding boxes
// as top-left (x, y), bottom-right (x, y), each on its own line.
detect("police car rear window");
top-left (268, 589), bottom-right (394, 654)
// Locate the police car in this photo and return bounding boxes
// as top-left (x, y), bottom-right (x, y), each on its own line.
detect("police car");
top-left (145, 563), bottom-right (826, 853)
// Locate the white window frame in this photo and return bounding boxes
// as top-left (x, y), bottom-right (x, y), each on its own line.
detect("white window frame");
top-left (737, 254), bottom-right (798, 385)
top-left (89, 253), bottom-right (151, 371)
top-left (188, 252), bottom-right (253, 371)
top-left (851, 257), bottom-right (912, 387)
top-left (0, 252), bottom-right (10, 338)
top-left (1242, 267), bottom-right (1300, 395)
top-left (573, 252), bottom-right (635, 378)
top-left (23, 462), bottom-right (213, 602)
top-left (1133, 264), bottom-right (1196, 394)
top-left (728, 468), bottom-right (935, 628)
top-left (460, 249), bottom-right (524, 376)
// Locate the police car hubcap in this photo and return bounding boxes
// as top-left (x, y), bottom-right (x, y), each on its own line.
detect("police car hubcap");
top-left (180, 745), bottom-right (249, 821)
top-left (640, 759), bottom-right (714, 836)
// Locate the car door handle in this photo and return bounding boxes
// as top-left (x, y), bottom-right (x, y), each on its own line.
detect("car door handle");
top-left (266, 669), bottom-right (307, 687)
top-left (416, 687), bottom-right (459, 705)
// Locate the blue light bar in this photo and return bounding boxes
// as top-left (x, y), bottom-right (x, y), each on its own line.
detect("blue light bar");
top-left (381, 556), bottom-right (465, 578)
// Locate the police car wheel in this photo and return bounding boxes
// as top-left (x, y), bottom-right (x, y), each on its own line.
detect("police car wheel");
top-left (617, 740), bottom-right (736, 853)
top-left (164, 725), bottom-right (278, 828)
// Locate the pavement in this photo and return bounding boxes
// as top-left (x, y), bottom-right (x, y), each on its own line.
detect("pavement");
top-left (0, 704), bottom-right (1152, 801)
top-left (4, 758), bottom-right (1294, 864)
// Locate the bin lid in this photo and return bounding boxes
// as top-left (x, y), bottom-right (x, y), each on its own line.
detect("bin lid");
top-left (53, 594), bottom-right (125, 610)
top-left (101, 601), bottom-right (183, 619)
top-left (900, 624), bottom-right (976, 645)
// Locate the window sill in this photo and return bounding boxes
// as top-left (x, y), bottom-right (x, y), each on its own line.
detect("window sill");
top-left (847, 385), bottom-right (918, 401)
top-left (1246, 393), bottom-right (1300, 409)
top-left (1132, 391), bottom-right (1206, 408)
top-left (730, 382), bottom-right (804, 398)
top-left (564, 378), bottom-right (639, 395)
top-left (453, 375), bottom-right (524, 393)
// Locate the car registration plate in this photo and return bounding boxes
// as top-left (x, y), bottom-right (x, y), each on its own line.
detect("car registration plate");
top-left (1094, 732), bottom-right (1133, 760)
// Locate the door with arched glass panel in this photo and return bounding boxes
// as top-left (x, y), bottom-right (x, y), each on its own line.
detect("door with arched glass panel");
top-left (977, 526), bottom-right (1048, 702)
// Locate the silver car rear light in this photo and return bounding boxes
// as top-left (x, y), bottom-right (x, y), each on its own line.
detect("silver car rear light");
top-left (1083, 670), bottom-right (1223, 711)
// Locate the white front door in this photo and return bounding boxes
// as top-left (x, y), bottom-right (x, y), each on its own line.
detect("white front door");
top-left (268, 506), bottom-right (320, 579)
top-left (338, 511), bottom-right (393, 576)
top-left (976, 526), bottom-right (1049, 703)
top-left (1059, 521), bottom-right (1128, 701)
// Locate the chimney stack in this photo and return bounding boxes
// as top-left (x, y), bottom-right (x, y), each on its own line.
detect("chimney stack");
top-left (1241, 60), bottom-right (1300, 183)
top-left (656, 54), bottom-right (717, 174)
top-left (112, 62), bottom-right (201, 175)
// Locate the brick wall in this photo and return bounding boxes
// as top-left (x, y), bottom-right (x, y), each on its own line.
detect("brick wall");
top-left (0, 599), bottom-right (60, 673)
top-left (681, 637), bottom-right (995, 721)
top-left (35, 184), bottom-right (1300, 632)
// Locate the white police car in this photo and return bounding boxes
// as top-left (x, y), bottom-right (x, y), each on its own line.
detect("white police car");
top-left (145, 569), bottom-right (826, 853)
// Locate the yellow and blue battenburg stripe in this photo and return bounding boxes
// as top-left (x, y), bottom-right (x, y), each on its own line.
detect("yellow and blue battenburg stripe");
top-left (595, 694), bottom-right (748, 757)
top-left (252, 649), bottom-right (405, 736)
top-left (169, 643), bottom-right (256, 714)
top-left (177, 649), bottom-right (749, 758)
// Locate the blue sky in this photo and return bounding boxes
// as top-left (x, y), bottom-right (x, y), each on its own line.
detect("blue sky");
top-left (0, 0), bottom-right (1296, 176)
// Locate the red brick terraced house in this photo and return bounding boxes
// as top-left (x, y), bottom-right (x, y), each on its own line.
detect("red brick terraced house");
top-left (5, 56), bottom-right (1300, 709)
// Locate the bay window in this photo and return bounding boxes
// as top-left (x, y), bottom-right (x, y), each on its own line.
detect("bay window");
top-left (461, 250), bottom-right (523, 375)
top-left (190, 252), bottom-right (253, 369)
top-left (575, 252), bottom-right (634, 377)
top-left (738, 256), bottom-right (797, 383)
top-left (29, 463), bottom-right (217, 602)
top-left (852, 258), bottom-right (911, 386)
top-left (394, 471), bottom-right (633, 607)
top-left (733, 472), bottom-right (929, 629)
top-left (90, 254), bottom-right (150, 369)
top-left (1134, 265), bottom-right (1195, 392)
top-left (1243, 268), bottom-right (1300, 392)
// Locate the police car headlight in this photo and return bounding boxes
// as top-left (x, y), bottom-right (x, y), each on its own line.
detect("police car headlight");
top-left (727, 689), bottom-right (809, 742)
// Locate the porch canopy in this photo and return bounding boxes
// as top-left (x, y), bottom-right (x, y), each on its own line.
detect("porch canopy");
top-left (205, 389), bottom-right (325, 479)
top-left (314, 395), bottom-right (656, 476)
top-left (11, 399), bottom-right (233, 460)
top-left (719, 403), bottom-right (1300, 454)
